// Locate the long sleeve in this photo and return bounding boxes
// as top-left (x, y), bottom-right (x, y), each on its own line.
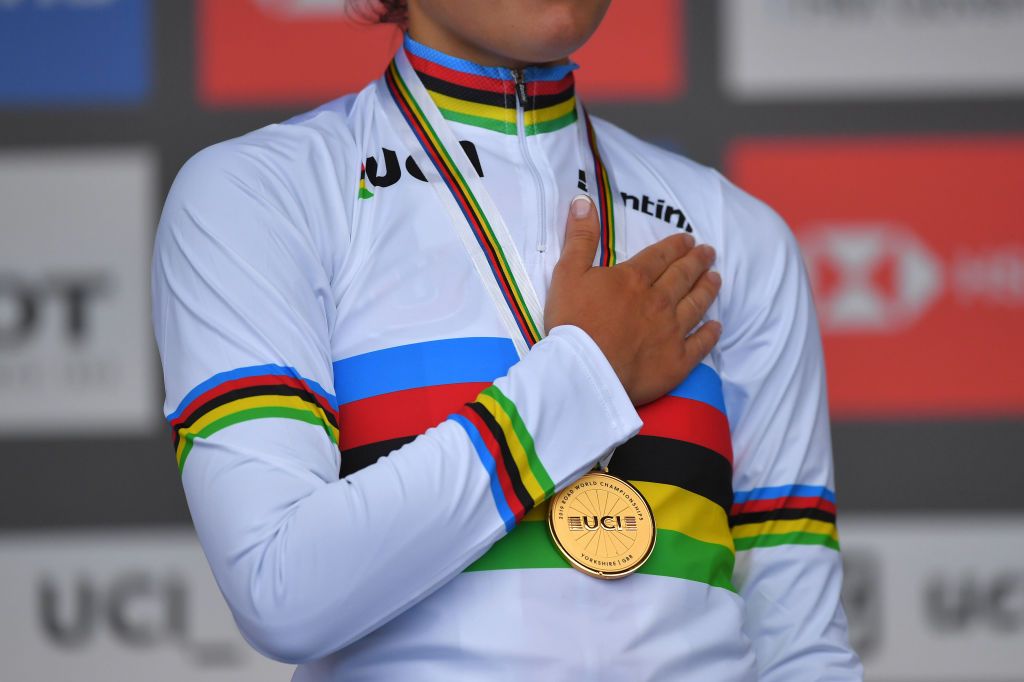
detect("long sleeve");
top-left (152, 138), bottom-right (642, 664)
top-left (715, 174), bottom-right (863, 681)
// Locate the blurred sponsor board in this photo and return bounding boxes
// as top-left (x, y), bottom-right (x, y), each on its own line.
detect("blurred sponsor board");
top-left (2, 522), bottom-right (1020, 680)
top-left (728, 137), bottom-right (1024, 418)
top-left (197, 0), bottom-right (684, 106)
top-left (0, 149), bottom-right (158, 434)
top-left (722, 0), bottom-right (1024, 98)
top-left (840, 516), bottom-right (1024, 680)
top-left (0, 0), bottom-right (150, 106)
top-left (0, 530), bottom-right (290, 681)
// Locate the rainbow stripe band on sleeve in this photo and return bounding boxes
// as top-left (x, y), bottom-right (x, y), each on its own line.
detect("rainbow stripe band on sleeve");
top-left (730, 485), bottom-right (839, 551)
top-left (168, 365), bottom-right (340, 474)
top-left (450, 385), bottom-right (553, 532)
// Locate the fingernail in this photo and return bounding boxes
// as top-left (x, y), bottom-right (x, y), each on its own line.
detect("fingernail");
top-left (707, 270), bottom-right (721, 285)
top-left (571, 195), bottom-right (593, 219)
top-left (701, 244), bottom-right (716, 261)
top-left (682, 233), bottom-right (695, 248)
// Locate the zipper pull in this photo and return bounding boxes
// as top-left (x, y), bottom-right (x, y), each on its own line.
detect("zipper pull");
top-left (512, 68), bottom-right (528, 107)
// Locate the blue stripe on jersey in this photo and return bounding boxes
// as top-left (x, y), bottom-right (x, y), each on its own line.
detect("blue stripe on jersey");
top-left (450, 412), bottom-right (517, 533)
top-left (733, 485), bottom-right (836, 504)
top-left (333, 337), bottom-right (726, 412)
top-left (333, 337), bottom-right (518, 405)
top-left (168, 363), bottom-right (338, 421)
top-left (667, 363), bottom-right (727, 415)
top-left (403, 34), bottom-right (577, 82)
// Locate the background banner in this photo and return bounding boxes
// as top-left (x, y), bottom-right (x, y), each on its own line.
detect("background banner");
top-left (0, 3), bottom-right (1020, 679)
top-left (0, 149), bottom-right (158, 435)
top-left (0, 0), bottom-right (150, 106)
top-left (722, 0), bottom-right (1024, 98)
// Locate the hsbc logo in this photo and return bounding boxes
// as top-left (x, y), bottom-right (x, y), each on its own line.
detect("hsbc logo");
top-left (800, 223), bottom-right (943, 332)
top-left (801, 222), bottom-right (1024, 335)
top-left (729, 138), bottom-right (1024, 415)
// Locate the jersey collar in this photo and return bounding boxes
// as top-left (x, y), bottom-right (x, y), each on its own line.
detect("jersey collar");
top-left (402, 34), bottom-right (579, 137)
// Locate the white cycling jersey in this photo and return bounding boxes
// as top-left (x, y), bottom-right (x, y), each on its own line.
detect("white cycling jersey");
top-left (152, 35), bottom-right (861, 682)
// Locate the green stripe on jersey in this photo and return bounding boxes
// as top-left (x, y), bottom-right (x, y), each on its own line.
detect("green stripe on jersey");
top-left (733, 531), bottom-right (840, 552)
top-left (465, 521), bottom-right (736, 591)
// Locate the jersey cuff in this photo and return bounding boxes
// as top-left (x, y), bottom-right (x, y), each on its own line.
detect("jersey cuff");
top-left (547, 324), bottom-right (641, 443)
top-left (508, 324), bottom-right (642, 494)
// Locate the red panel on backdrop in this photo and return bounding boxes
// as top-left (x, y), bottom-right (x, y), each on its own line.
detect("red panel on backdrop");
top-left (727, 137), bottom-right (1024, 418)
top-left (198, 1), bottom-right (401, 107)
top-left (573, 0), bottom-right (685, 101)
top-left (198, 0), bottom-right (685, 107)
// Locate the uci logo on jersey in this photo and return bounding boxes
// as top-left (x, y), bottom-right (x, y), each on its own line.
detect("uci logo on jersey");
top-left (358, 144), bottom-right (695, 235)
top-left (359, 142), bottom-right (484, 199)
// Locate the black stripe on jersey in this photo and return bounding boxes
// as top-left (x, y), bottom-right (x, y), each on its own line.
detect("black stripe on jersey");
top-left (172, 384), bottom-right (338, 448)
top-left (340, 436), bottom-right (415, 478)
top-left (465, 401), bottom-right (535, 513)
top-left (416, 70), bottom-right (510, 108)
top-left (730, 507), bottom-right (837, 528)
top-left (520, 88), bottom-right (575, 112)
top-left (520, 89), bottom-right (575, 111)
top-left (607, 435), bottom-right (733, 513)
top-left (416, 70), bottom-right (575, 112)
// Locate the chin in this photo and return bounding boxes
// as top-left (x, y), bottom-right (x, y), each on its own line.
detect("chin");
top-left (411, 0), bottom-right (610, 67)
top-left (509, 2), bottom-right (603, 63)
top-left (476, 0), bottom-right (609, 65)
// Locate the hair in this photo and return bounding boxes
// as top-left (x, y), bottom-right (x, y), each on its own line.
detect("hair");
top-left (343, 0), bottom-right (408, 25)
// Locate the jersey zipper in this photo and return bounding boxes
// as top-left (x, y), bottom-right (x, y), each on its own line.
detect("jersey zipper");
top-left (513, 68), bottom-right (548, 254)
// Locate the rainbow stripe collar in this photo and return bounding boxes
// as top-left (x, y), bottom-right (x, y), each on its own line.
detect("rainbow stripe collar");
top-left (403, 35), bottom-right (579, 136)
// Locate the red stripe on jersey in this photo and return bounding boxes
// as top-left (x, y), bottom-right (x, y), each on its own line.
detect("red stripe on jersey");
top-left (457, 403), bottom-right (526, 521)
top-left (406, 52), bottom-right (513, 95)
top-left (526, 74), bottom-right (574, 96)
top-left (338, 382), bottom-right (490, 451)
top-left (637, 395), bottom-right (734, 464)
top-left (731, 496), bottom-right (837, 517)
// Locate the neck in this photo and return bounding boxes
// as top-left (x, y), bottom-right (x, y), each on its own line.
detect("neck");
top-left (405, 22), bottom-right (568, 71)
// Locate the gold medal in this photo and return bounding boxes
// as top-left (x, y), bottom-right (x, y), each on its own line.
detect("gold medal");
top-left (548, 470), bottom-right (656, 579)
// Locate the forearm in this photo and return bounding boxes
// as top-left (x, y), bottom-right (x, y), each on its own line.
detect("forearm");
top-left (736, 545), bottom-right (861, 681)
top-left (183, 326), bottom-right (641, 663)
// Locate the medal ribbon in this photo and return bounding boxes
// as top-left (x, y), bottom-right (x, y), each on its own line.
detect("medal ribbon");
top-left (384, 61), bottom-right (542, 347)
top-left (381, 50), bottom-right (654, 578)
top-left (383, 52), bottom-right (617, 351)
top-left (582, 108), bottom-right (617, 267)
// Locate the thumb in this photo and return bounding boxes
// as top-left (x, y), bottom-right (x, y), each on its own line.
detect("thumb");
top-left (557, 195), bottom-right (600, 276)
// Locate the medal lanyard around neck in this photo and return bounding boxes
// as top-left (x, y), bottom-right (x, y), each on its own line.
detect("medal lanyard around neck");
top-left (378, 48), bottom-right (619, 359)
